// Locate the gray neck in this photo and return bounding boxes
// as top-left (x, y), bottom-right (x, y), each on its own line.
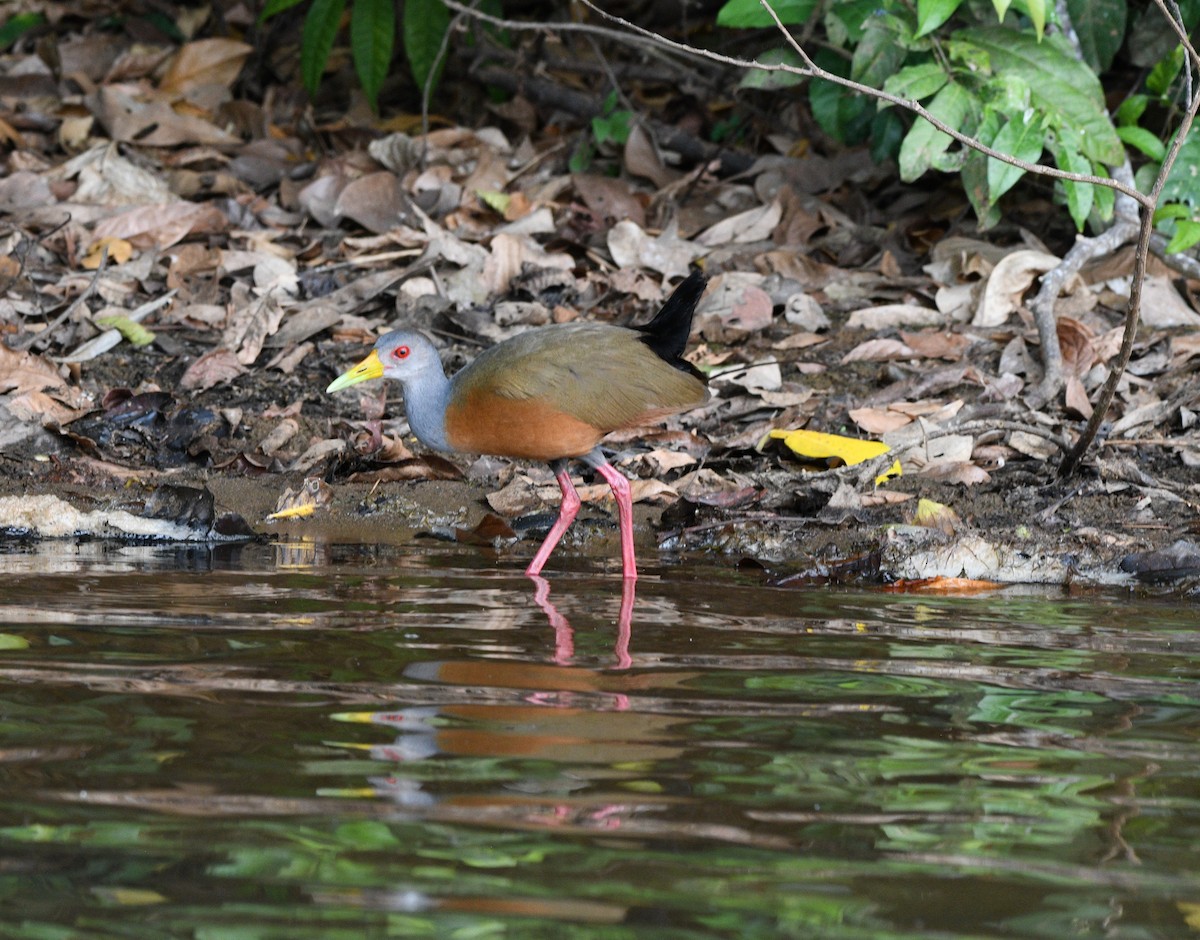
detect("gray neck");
top-left (400, 370), bottom-right (453, 453)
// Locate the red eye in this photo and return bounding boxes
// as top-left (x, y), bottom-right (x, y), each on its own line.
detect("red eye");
top-left (392, 345), bottom-right (410, 360)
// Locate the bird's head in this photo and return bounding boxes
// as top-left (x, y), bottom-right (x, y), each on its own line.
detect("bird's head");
top-left (326, 330), bottom-right (443, 393)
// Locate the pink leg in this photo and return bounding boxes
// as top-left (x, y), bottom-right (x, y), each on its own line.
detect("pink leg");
top-left (591, 460), bottom-right (638, 581)
top-left (525, 464), bottom-right (581, 577)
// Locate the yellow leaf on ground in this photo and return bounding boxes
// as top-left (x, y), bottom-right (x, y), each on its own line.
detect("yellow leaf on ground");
top-left (758, 428), bottom-right (902, 484)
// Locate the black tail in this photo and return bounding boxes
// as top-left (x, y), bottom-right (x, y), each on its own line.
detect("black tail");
top-left (637, 270), bottom-right (707, 376)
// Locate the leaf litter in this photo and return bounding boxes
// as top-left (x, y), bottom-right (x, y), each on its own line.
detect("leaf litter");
top-left (0, 13), bottom-right (1198, 588)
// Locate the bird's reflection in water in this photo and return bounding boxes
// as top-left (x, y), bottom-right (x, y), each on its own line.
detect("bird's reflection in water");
top-left (329, 578), bottom-right (672, 827)
top-left (527, 574), bottom-right (634, 669)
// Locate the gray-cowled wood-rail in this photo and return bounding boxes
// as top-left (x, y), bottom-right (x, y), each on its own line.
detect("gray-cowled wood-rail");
top-left (327, 271), bottom-right (709, 580)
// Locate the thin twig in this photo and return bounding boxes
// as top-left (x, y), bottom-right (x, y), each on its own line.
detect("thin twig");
top-left (12, 245), bottom-right (109, 352)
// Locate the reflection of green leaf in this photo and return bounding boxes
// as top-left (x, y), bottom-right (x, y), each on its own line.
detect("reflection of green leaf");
top-left (0, 634), bottom-right (28, 650)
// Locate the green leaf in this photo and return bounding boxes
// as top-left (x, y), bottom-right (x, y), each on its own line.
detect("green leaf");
top-left (916, 0), bottom-right (964, 36)
top-left (1147, 45), bottom-right (1184, 96)
top-left (93, 315), bottom-right (156, 347)
top-left (1066, 0), bottom-right (1126, 72)
top-left (350, 0), bottom-right (394, 111)
top-left (404, 0), bottom-right (450, 93)
top-left (882, 62), bottom-right (949, 103)
top-left (962, 149), bottom-right (1002, 228)
top-left (301, 0), bottom-right (345, 97)
top-left (0, 12), bottom-right (46, 49)
top-left (0, 634), bottom-right (29, 650)
top-left (1162, 128), bottom-right (1200, 206)
top-left (809, 49), bottom-right (871, 144)
top-left (1116, 125), bottom-right (1167, 161)
top-left (1153, 203), bottom-right (1191, 223)
top-left (258, 0), bottom-right (305, 24)
top-left (476, 190), bottom-right (509, 214)
top-left (1115, 94), bottom-right (1148, 127)
top-left (954, 27), bottom-right (1123, 165)
top-left (1024, 0), bottom-right (1047, 40)
top-left (826, 0), bottom-right (884, 44)
top-left (992, 0), bottom-right (1014, 18)
top-left (987, 113), bottom-right (1043, 200)
top-left (1164, 218), bottom-right (1200, 254)
top-left (898, 81), bottom-right (978, 182)
top-left (740, 47), bottom-right (806, 90)
top-left (1092, 168), bottom-right (1115, 221)
top-left (592, 110), bottom-right (632, 146)
top-left (717, 0), bottom-right (817, 28)
top-left (851, 17), bottom-right (909, 87)
top-left (1055, 146), bottom-right (1094, 230)
top-left (871, 108), bottom-right (907, 162)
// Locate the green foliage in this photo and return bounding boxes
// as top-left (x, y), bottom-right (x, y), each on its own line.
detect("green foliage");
top-left (261, 0), bottom-right (452, 112)
top-left (716, 0), bottom-right (817, 29)
top-left (568, 91), bottom-right (633, 172)
top-left (300, 0), bottom-right (346, 101)
top-left (404, 0), bottom-right (450, 95)
top-left (720, 0), bottom-right (1141, 231)
top-left (0, 12), bottom-right (45, 49)
top-left (351, 0), bottom-right (396, 109)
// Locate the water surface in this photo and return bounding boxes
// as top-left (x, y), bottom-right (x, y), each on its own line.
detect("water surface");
top-left (0, 540), bottom-right (1196, 938)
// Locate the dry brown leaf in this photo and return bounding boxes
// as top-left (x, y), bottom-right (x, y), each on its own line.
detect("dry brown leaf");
top-left (920, 462), bottom-right (991, 486)
top-left (1170, 333), bottom-right (1200, 366)
top-left (1064, 374), bottom-right (1094, 420)
top-left (845, 303), bottom-right (942, 330)
top-left (695, 272), bottom-right (773, 340)
top-left (695, 199), bottom-right (782, 247)
top-left (849, 407), bottom-right (912, 434)
top-left (93, 202), bottom-right (227, 250)
top-left (180, 348), bottom-right (246, 391)
top-left (860, 490), bottom-right (915, 506)
top-left (573, 173), bottom-right (645, 227)
top-left (92, 85), bottom-right (240, 147)
top-left (160, 39), bottom-right (253, 97)
top-left (0, 344), bottom-right (74, 398)
top-left (841, 338), bottom-right (915, 363)
top-left (334, 172), bottom-right (412, 234)
top-left (899, 330), bottom-right (971, 360)
top-left (623, 122), bottom-right (676, 189)
top-left (773, 331), bottom-right (825, 350)
top-left (606, 220), bottom-right (705, 279)
top-left (1139, 276), bottom-right (1200, 327)
top-left (1057, 316), bottom-right (1097, 375)
top-left (259, 418), bottom-right (299, 456)
top-left (972, 249), bottom-right (1058, 327)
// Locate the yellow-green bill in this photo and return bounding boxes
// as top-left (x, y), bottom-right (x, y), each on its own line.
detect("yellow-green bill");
top-left (326, 349), bottom-right (383, 393)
